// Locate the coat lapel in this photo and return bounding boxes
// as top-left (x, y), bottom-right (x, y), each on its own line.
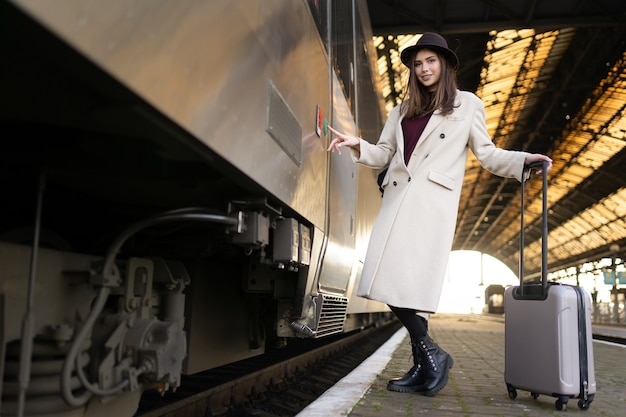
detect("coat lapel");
top-left (396, 113), bottom-right (406, 160)
top-left (415, 109), bottom-right (445, 151)
top-left (398, 109), bottom-right (446, 169)
top-left (405, 110), bottom-right (446, 172)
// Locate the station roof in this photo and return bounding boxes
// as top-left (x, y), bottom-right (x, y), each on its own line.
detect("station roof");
top-left (366, 0), bottom-right (626, 277)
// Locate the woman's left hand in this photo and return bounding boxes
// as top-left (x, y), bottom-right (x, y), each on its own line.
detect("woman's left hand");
top-left (524, 154), bottom-right (553, 174)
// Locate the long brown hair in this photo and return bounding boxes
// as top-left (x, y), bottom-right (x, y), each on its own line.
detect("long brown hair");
top-left (400, 50), bottom-right (458, 118)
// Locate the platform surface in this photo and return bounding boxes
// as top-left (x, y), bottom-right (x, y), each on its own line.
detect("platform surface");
top-left (297, 314), bottom-right (626, 417)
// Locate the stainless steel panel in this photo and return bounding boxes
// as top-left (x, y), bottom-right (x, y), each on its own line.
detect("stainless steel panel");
top-left (317, 72), bottom-right (357, 294)
top-left (12, 0), bottom-right (329, 228)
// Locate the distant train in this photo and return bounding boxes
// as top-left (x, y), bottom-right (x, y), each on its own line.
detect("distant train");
top-left (0, 1), bottom-right (392, 416)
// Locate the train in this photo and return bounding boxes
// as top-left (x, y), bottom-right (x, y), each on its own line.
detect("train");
top-left (0, 0), bottom-right (393, 415)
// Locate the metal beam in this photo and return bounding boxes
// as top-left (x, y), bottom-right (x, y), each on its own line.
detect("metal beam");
top-left (371, 16), bottom-right (623, 36)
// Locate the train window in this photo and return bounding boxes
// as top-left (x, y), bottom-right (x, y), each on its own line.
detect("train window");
top-left (354, 5), bottom-right (385, 140)
top-left (332, 0), bottom-right (354, 113)
top-left (307, 0), bottom-right (328, 47)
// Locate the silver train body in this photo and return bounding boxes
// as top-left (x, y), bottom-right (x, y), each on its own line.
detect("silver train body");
top-left (0, 1), bottom-right (390, 415)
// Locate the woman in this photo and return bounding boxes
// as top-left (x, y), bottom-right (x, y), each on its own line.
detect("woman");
top-left (327, 33), bottom-right (552, 396)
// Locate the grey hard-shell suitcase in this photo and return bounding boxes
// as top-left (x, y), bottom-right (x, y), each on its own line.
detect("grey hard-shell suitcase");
top-left (504, 161), bottom-right (596, 411)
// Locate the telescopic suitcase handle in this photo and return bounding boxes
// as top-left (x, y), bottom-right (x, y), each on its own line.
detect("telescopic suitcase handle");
top-left (519, 160), bottom-right (548, 297)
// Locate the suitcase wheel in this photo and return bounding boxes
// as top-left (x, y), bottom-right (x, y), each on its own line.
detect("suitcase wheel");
top-left (555, 397), bottom-right (568, 411)
top-left (578, 396), bottom-right (593, 410)
top-left (506, 383), bottom-right (517, 399)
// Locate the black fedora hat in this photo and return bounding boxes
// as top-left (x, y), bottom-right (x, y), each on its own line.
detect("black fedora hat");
top-left (400, 32), bottom-right (459, 69)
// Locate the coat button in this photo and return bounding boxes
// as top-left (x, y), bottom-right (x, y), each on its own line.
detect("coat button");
top-left (393, 181), bottom-right (397, 186)
top-left (408, 177), bottom-right (411, 182)
top-left (440, 133), bottom-right (445, 139)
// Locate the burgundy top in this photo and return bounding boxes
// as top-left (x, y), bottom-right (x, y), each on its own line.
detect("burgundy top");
top-left (401, 113), bottom-right (433, 165)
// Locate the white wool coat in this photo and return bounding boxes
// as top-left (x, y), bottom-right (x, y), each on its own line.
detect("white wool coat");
top-left (352, 90), bottom-right (529, 313)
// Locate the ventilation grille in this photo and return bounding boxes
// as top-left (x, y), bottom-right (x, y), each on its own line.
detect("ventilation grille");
top-left (266, 81), bottom-right (302, 166)
top-left (314, 293), bottom-right (348, 338)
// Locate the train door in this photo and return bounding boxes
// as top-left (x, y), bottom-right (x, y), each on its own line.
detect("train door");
top-left (317, 0), bottom-right (358, 297)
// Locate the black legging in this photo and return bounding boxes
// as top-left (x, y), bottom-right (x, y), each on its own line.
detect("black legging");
top-left (389, 305), bottom-right (428, 341)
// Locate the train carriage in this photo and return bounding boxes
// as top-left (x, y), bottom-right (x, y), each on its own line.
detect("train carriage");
top-left (0, 1), bottom-right (391, 415)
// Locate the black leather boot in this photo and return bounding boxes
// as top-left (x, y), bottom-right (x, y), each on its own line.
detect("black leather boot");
top-left (387, 342), bottom-right (427, 392)
top-left (416, 335), bottom-right (454, 396)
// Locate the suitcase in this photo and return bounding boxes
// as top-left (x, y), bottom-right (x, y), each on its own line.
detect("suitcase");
top-left (504, 161), bottom-right (596, 411)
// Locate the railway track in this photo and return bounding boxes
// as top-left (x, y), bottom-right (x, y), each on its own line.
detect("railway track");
top-left (134, 315), bottom-right (624, 417)
top-left (135, 320), bottom-right (401, 417)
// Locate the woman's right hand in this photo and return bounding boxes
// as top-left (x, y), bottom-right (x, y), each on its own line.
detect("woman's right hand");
top-left (327, 126), bottom-right (360, 154)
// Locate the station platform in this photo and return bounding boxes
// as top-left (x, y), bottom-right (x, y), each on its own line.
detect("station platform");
top-left (296, 314), bottom-right (626, 417)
